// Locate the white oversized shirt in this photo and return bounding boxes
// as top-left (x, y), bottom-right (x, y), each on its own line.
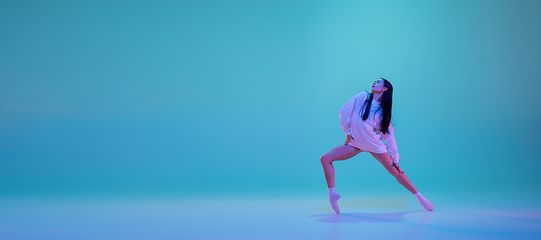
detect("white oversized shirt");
top-left (339, 91), bottom-right (400, 164)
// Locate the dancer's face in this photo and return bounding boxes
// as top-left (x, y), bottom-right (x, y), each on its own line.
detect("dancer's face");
top-left (371, 79), bottom-right (387, 93)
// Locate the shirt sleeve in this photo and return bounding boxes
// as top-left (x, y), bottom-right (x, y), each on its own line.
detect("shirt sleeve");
top-left (339, 91), bottom-right (365, 136)
top-left (382, 122), bottom-right (400, 164)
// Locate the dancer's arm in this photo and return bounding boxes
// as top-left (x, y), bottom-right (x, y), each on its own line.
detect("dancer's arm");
top-left (382, 122), bottom-right (400, 164)
top-left (339, 91), bottom-right (366, 136)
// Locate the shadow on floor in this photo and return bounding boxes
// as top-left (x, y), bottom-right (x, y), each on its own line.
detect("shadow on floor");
top-left (308, 210), bottom-right (425, 223)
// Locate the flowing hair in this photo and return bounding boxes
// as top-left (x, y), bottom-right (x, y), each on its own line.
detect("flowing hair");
top-left (361, 78), bottom-right (394, 134)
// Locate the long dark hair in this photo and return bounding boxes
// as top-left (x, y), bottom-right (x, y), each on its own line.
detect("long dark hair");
top-left (361, 78), bottom-right (394, 134)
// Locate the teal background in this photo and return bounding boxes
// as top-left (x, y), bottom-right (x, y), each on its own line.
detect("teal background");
top-left (1, 0), bottom-right (540, 200)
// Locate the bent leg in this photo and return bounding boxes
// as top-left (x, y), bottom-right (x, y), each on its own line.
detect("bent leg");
top-left (370, 152), bottom-right (418, 194)
top-left (320, 144), bottom-right (363, 188)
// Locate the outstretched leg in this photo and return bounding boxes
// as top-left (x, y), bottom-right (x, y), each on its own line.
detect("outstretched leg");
top-left (370, 152), bottom-right (434, 211)
top-left (370, 152), bottom-right (418, 193)
top-left (320, 144), bottom-right (363, 214)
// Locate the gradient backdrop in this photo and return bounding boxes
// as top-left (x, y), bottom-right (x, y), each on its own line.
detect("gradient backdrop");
top-left (1, 0), bottom-right (540, 203)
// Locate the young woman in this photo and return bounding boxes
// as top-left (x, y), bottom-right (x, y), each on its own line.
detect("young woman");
top-left (320, 78), bottom-right (434, 213)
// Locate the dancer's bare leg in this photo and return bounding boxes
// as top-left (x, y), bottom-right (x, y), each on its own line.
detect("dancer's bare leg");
top-left (320, 144), bottom-right (363, 213)
top-left (370, 152), bottom-right (418, 194)
top-left (320, 144), bottom-right (363, 188)
top-left (370, 152), bottom-right (434, 210)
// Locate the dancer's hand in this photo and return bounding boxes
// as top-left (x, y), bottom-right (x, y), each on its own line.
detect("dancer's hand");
top-left (393, 163), bottom-right (404, 175)
top-left (344, 134), bottom-right (353, 145)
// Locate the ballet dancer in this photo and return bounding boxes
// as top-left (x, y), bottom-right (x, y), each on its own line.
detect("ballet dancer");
top-left (320, 78), bottom-right (434, 213)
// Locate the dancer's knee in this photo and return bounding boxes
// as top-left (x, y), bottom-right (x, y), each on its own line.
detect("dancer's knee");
top-left (320, 154), bottom-right (333, 164)
top-left (388, 167), bottom-right (402, 177)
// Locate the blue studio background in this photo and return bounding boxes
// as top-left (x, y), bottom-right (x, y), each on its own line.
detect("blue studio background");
top-left (1, 0), bottom-right (540, 201)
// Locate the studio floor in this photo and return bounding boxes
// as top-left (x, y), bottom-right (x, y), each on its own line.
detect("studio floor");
top-left (1, 192), bottom-right (540, 240)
